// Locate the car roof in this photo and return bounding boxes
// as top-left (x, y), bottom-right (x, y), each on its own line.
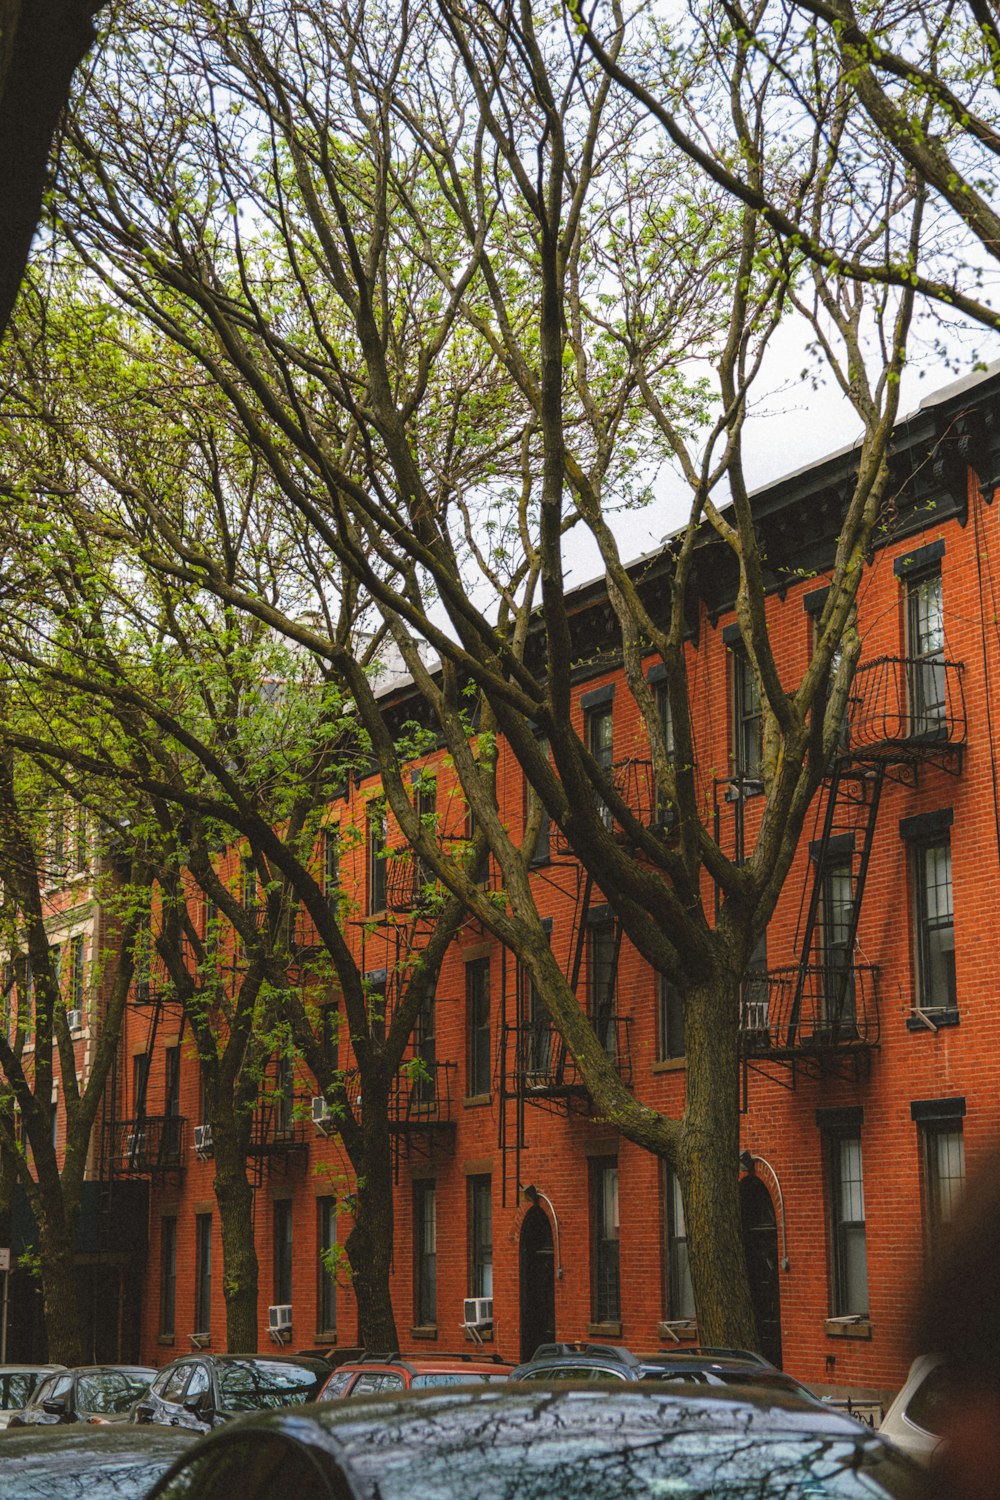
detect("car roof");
top-left (164, 1353), bottom-right (329, 1368)
top-left (147, 1382), bottom-right (902, 1498)
top-left (335, 1352), bottom-right (512, 1374)
top-left (0, 1423), bottom-right (196, 1461)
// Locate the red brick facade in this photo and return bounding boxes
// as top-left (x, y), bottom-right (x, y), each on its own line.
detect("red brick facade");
top-left (37, 367), bottom-right (1000, 1404)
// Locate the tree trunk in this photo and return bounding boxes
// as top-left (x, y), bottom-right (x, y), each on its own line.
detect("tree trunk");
top-left (682, 969), bottom-right (759, 1352)
top-left (213, 1127), bottom-right (259, 1354)
top-left (346, 1114), bottom-right (398, 1351)
top-left (34, 1193), bottom-right (85, 1366)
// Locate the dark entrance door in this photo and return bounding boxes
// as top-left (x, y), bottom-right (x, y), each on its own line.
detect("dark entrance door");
top-left (740, 1174), bottom-right (782, 1368)
top-left (519, 1204), bottom-right (555, 1362)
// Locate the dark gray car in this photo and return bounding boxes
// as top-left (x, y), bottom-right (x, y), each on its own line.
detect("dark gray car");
top-left (8, 1366), bottom-right (155, 1427)
top-left (131, 1353), bottom-right (329, 1432)
top-left (141, 1384), bottom-right (923, 1500)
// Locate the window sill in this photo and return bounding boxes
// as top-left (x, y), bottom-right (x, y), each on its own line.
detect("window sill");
top-left (463, 1092), bottom-right (491, 1108)
top-left (587, 1321), bottom-right (623, 1338)
top-left (824, 1317), bottom-right (873, 1340)
top-left (906, 1009), bottom-right (960, 1032)
top-left (464, 1328), bottom-right (494, 1343)
top-left (651, 1058), bottom-right (686, 1074)
top-left (410, 1324), bottom-right (438, 1340)
top-left (157, 1334), bottom-right (176, 1347)
top-left (313, 1332), bottom-right (337, 1344)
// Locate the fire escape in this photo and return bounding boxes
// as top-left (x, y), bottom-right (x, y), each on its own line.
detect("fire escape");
top-left (101, 979), bottom-right (187, 1184)
top-left (741, 649), bottom-right (966, 1087)
top-left (362, 846), bottom-right (458, 1177)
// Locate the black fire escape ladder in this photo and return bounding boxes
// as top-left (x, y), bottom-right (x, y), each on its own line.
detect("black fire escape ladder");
top-left (785, 757), bottom-right (887, 1045)
top-left (551, 869), bottom-right (596, 1087)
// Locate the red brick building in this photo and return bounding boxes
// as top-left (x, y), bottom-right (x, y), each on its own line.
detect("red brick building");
top-left (21, 363), bottom-right (1000, 1403)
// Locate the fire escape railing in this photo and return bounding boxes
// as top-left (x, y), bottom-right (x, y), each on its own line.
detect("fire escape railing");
top-left (740, 963), bottom-right (880, 1055)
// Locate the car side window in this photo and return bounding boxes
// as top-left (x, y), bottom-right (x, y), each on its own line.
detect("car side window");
top-left (378, 1373), bottom-right (405, 1392)
top-left (351, 1371), bottom-right (387, 1394)
top-left (319, 1370), bottom-right (355, 1399)
top-left (45, 1375), bottom-right (74, 1403)
top-left (905, 1363), bottom-right (954, 1435)
top-left (163, 1365), bottom-right (194, 1402)
top-left (186, 1364), bottom-right (211, 1399)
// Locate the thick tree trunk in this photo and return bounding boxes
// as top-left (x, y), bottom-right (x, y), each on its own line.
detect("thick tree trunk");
top-left (213, 1125), bottom-right (259, 1354)
top-left (346, 1116), bottom-right (398, 1351)
top-left (34, 1194), bottom-right (85, 1366)
top-left (681, 969), bottom-right (759, 1352)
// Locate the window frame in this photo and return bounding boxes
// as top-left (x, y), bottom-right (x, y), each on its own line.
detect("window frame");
top-left (194, 1213), bottom-right (213, 1334)
top-left (366, 801), bottom-right (388, 914)
top-left (588, 922), bottom-right (617, 1056)
top-left (317, 1197), bottom-right (338, 1335)
top-left (160, 1215), bottom-right (178, 1339)
top-left (586, 702), bottom-right (615, 829)
top-left (656, 974), bottom-right (685, 1062)
top-left (731, 646), bottom-right (763, 781)
top-left (590, 1157), bottom-right (621, 1325)
top-left (413, 1179), bottom-right (437, 1328)
top-left (663, 1166), bottom-right (695, 1321)
top-left (827, 1129), bottom-right (868, 1318)
top-left (468, 1175), bottom-right (493, 1300)
top-left (906, 564), bottom-right (946, 737)
top-left (466, 956), bottom-right (491, 1098)
top-left (273, 1197), bottom-right (293, 1308)
top-left (913, 832), bottom-right (957, 1015)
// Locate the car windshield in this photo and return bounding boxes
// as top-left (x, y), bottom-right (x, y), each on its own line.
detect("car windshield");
top-left (410, 1373), bottom-right (508, 1387)
top-left (76, 1373), bottom-right (151, 1414)
top-left (216, 1361), bottom-right (324, 1412)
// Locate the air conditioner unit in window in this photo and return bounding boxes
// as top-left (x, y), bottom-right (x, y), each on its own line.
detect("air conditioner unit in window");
top-left (66, 1008), bottom-right (83, 1032)
top-left (311, 1096), bottom-right (335, 1136)
top-left (194, 1123), bottom-right (214, 1161)
top-left (267, 1304), bottom-right (292, 1344)
top-left (462, 1296), bottom-right (493, 1329)
top-left (123, 1129), bottom-right (146, 1166)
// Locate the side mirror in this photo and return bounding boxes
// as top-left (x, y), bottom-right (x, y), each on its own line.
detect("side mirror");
top-left (183, 1391), bottom-right (213, 1418)
top-left (41, 1397), bottom-right (67, 1416)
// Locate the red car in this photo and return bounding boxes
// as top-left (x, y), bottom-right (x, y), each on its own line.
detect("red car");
top-left (317, 1352), bottom-right (511, 1399)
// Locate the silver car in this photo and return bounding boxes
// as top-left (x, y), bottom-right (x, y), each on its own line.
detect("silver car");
top-left (0, 1365), bottom-right (66, 1429)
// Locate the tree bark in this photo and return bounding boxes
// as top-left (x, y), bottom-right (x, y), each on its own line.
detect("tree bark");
top-left (213, 1118), bottom-right (259, 1354)
top-left (681, 968), bottom-right (758, 1352)
top-left (33, 1190), bottom-right (85, 1366)
top-left (346, 1112), bottom-right (399, 1352)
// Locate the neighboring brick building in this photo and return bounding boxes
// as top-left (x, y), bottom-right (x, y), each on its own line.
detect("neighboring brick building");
top-left (30, 363), bottom-right (1000, 1401)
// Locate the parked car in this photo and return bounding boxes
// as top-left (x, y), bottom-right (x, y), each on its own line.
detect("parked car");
top-left (879, 1354), bottom-right (949, 1463)
top-left (0, 1365), bottom-right (66, 1429)
top-left (141, 1383), bottom-right (924, 1500)
top-left (131, 1352), bottom-right (330, 1431)
top-left (509, 1341), bottom-right (821, 1401)
top-left (7, 1366), bottom-right (155, 1427)
top-left (0, 1420), bottom-right (196, 1498)
top-left (317, 1350), bottom-right (512, 1399)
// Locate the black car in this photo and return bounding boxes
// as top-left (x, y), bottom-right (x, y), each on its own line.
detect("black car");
top-left (509, 1341), bottom-right (821, 1401)
top-left (0, 1422), bottom-right (196, 1500)
top-left (8, 1365), bottom-right (155, 1427)
top-left (131, 1353), bottom-right (330, 1432)
top-left (141, 1384), bottom-right (923, 1500)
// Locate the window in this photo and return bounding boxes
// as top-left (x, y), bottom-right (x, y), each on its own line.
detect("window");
top-left (588, 923), bottom-right (617, 1056)
top-left (526, 739), bottom-right (551, 865)
top-left (912, 1102), bottom-right (966, 1247)
top-left (654, 682), bottom-right (676, 824)
top-left (468, 1175), bottom-right (493, 1299)
top-left (821, 860), bottom-right (856, 1030)
top-left (73, 807), bottom-right (88, 873)
top-left (195, 1214), bottom-right (213, 1332)
top-left (49, 799), bottom-right (66, 878)
top-left (664, 1168), bottom-right (695, 1321)
top-left (466, 957), bottom-right (491, 1098)
top-left (274, 1053), bottom-right (296, 1135)
top-left (274, 1199), bottom-right (293, 1307)
top-left (523, 967), bottom-right (551, 1082)
top-left (414, 993), bottom-right (436, 1105)
top-left (591, 1158), bottom-right (620, 1324)
top-left (69, 934), bottom-right (85, 1014)
top-left (828, 1132), bottom-right (868, 1317)
top-left (134, 914), bottom-right (151, 1004)
top-left (914, 835), bottom-right (956, 1013)
top-left (741, 929), bottom-right (769, 1034)
top-left (165, 1046), bottom-right (181, 1159)
top-left (415, 776), bottom-right (437, 892)
top-left (732, 647), bottom-right (762, 779)
top-left (366, 969), bottom-right (387, 1044)
top-left (160, 1217), bottom-right (177, 1338)
top-left (587, 702), bottom-right (614, 829)
top-left (657, 974), bottom-right (685, 1061)
top-left (367, 802), bottom-right (387, 913)
top-left (133, 1051), bottom-right (150, 1116)
top-left (413, 1180), bottom-right (437, 1326)
top-left (319, 1005), bottom-right (339, 1072)
top-left (317, 1198), bottom-right (338, 1334)
top-left (322, 827), bottom-right (339, 900)
top-left (907, 567), bottom-right (946, 736)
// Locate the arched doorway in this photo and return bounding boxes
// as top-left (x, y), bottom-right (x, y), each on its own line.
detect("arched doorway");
top-left (740, 1173), bottom-right (782, 1368)
top-left (519, 1204), bottom-right (555, 1362)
